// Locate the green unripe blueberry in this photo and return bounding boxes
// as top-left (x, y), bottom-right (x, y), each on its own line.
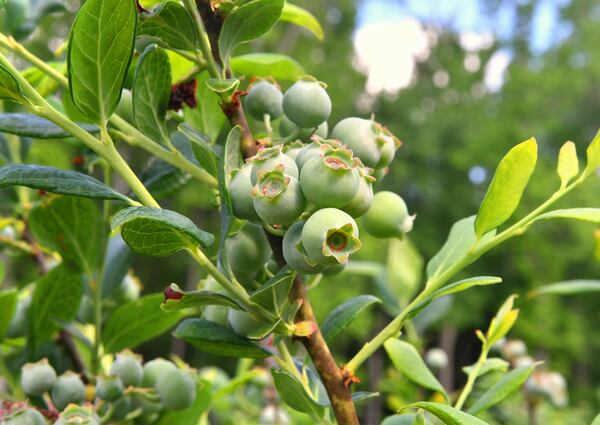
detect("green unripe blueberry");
top-left (228, 309), bottom-right (262, 336)
top-left (282, 221), bottom-right (328, 274)
top-left (301, 208), bottom-right (361, 265)
top-left (245, 80), bottom-right (283, 121)
top-left (362, 191), bottom-right (414, 239)
top-left (279, 115), bottom-right (328, 141)
top-left (6, 296), bottom-right (31, 338)
top-left (109, 350), bottom-right (143, 388)
top-left (248, 146), bottom-right (298, 185)
top-left (21, 358), bottom-right (57, 396)
top-left (332, 117), bottom-right (400, 168)
top-left (229, 164), bottom-right (261, 221)
top-left (342, 172), bottom-right (375, 218)
top-left (156, 369), bottom-right (197, 411)
top-left (95, 375), bottom-right (124, 401)
top-left (282, 141), bottom-right (304, 161)
top-left (51, 372), bottom-right (86, 411)
top-left (251, 165), bottom-right (306, 226)
top-left (424, 348), bottom-right (448, 370)
top-left (294, 138), bottom-right (340, 171)
top-left (5, 409), bottom-right (46, 425)
top-left (322, 263), bottom-right (346, 276)
top-left (108, 396), bottom-right (132, 421)
top-left (55, 405), bottom-right (99, 425)
top-left (141, 358), bottom-right (176, 388)
top-left (283, 77), bottom-right (332, 128)
top-left (299, 146), bottom-right (360, 208)
top-left (198, 367), bottom-right (229, 391)
top-left (226, 223), bottom-right (272, 273)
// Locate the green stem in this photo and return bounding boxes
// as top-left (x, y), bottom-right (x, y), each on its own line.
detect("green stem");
top-left (455, 345), bottom-right (489, 410)
top-left (182, 0), bottom-right (222, 79)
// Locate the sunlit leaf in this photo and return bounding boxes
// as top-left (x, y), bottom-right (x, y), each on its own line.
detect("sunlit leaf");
top-left (280, 3), bottom-right (324, 40)
top-left (557, 141), bottom-right (579, 187)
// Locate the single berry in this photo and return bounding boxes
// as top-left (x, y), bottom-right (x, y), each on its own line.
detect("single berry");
top-left (5, 409), bottom-right (45, 425)
top-left (95, 375), bottom-right (124, 401)
top-left (156, 369), bottom-right (197, 411)
top-left (299, 146), bottom-right (360, 208)
top-left (229, 164), bottom-right (261, 221)
top-left (424, 348), bottom-right (448, 370)
top-left (198, 367), bottom-right (230, 391)
top-left (294, 138), bottom-right (341, 171)
top-left (251, 165), bottom-right (306, 226)
top-left (226, 223), bottom-right (272, 273)
top-left (21, 358), bottom-right (57, 396)
top-left (227, 309), bottom-right (263, 336)
top-left (282, 77), bottom-right (332, 128)
top-left (141, 358), bottom-right (176, 388)
top-left (109, 350), bottom-right (143, 388)
top-left (362, 191), bottom-right (414, 238)
top-left (279, 115), bottom-right (328, 141)
top-left (248, 146), bottom-right (298, 185)
top-left (282, 140), bottom-right (304, 160)
top-left (245, 80), bottom-right (283, 121)
top-left (332, 117), bottom-right (401, 168)
top-left (51, 372), bottom-right (86, 411)
top-left (301, 208), bottom-right (361, 265)
top-left (282, 221), bottom-right (328, 274)
top-left (342, 169), bottom-right (375, 218)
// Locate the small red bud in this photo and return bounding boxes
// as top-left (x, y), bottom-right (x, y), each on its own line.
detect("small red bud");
top-left (37, 189), bottom-right (47, 197)
top-left (72, 155), bottom-right (85, 166)
top-left (163, 286), bottom-right (183, 302)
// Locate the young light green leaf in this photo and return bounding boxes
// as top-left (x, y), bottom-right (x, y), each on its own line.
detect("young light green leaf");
top-left (0, 164), bottom-right (134, 203)
top-left (0, 113), bottom-right (99, 138)
top-left (177, 123), bottom-right (219, 177)
top-left (219, 0), bottom-right (285, 62)
top-left (133, 44), bottom-right (172, 143)
top-left (29, 196), bottom-right (106, 273)
top-left (205, 78), bottom-right (240, 94)
top-left (280, 3), bottom-right (324, 40)
top-left (161, 283), bottom-right (242, 312)
top-left (592, 413), bottom-right (600, 425)
top-left (183, 71), bottom-right (225, 143)
top-left (387, 237), bottom-right (424, 301)
top-left (173, 318), bottom-right (270, 359)
top-left (462, 358), bottom-right (509, 378)
top-left (467, 363), bottom-right (539, 415)
top-left (0, 288), bottom-right (17, 341)
top-left (271, 369), bottom-right (324, 417)
top-left (322, 295), bottom-right (381, 343)
top-left (231, 53), bottom-right (305, 81)
top-left (527, 280), bottom-right (600, 298)
top-left (384, 339), bottom-right (448, 400)
top-left (67, 0), bottom-right (137, 123)
top-left (138, 1), bottom-right (197, 51)
top-left (103, 293), bottom-right (184, 353)
top-left (533, 208), bottom-right (600, 224)
top-left (557, 141), bottom-right (579, 187)
top-left (402, 402), bottom-right (487, 425)
top-left (430, 276), bottom-right (502, 299)
top-left (585, 129), bottom-right (600, 176)
top-left (30, 264), bottom-right (83, 345)
top-left (0, 65), bottom-right (26, 103)
top-left (249, 267), bottom-right (295, 315)
top-left (486, 295), bottom-right (519, 346)
top-left (475, 138), bottom-right (538, 237)
top-left (111, 206), bottom-right (214, 257)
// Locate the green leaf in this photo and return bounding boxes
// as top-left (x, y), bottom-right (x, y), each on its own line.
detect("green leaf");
top-left (486, 295), bottom-right (519, 346)
top-left (527, 280), bottom-right (600, 298)
top-left (231, 53), bottom-right (305, 81)
top-left (30, 264), bottom-right (83, 344)
top-left (205, 78), bottom-right (240, 94)
top-left (155, 382), bottom-right (211, 425)
top-left (0, 65), bottom-right (26, 103)
top-left (557, 141), bottom-right (579, 187)
top-left (592, 413), bottom-right (600, 425)
top-left (177, 123), bottom-right (219, 177)
top-left (103, 293), bottom-right (183, 353)
top-left (101, 235), bottom-right (132, 298)
top-left (29, 196), bottom-right (105, 273)
top-left (271, 369), bottom-right (324, 417)
top-left (173, 318), bottom-right (270, 358)
top-left (183, 71), bottom-right (225, 143)
top-left (462, 358), bottom-right (509, 378)
top-left (140, 159), bottom-right (191, 200)
top-left (585, 129), bottom-right (600, 176)
top-left (426, 216), bottom-right (495, 280)
top-left (467, 363), bottom-right (539, 415)
top-left (352, 391), bottom-right (379, 404)
top-left (133, 44), bottom-right (172, 143)
top-left (280, 3), bottom-right (324, 40)
top-left (0, 288), bottom-right (17, 341)
top-left (249, 267), bottom-right (295, 315)
top-left (402, 402), bottom-right (486, 425)
top-left (0, 164), bottom-right (134, 203)
top-left (430, 276), bottom-right (502, 299)
top-left (0, 113), bottom-right (99, 138)
top-left (67, 0), bottom-right (137, 123)
top-left (161, 283), bottom-right (242, 312)
top-left (111, 206), bottom-right (214, 257)
top-left (384, 339), bottom-right (448, 400)
top-left (138, 1), bottom-right (197, 51)
top-left (475, 138), bottom-right (538, 237)
top-left (219, 0), bottom-right (285, 62)
top-left (533, 208), bottom-right (600, 224)
top-left (381, 414), bottom-right (417, 425)
top-left (321, 295), bottom-right (381, 343)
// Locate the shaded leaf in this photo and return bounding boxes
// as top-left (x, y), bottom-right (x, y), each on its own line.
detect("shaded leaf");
top-left (402, 402), bottom-right (486, 425)
top-left (231, 53), bottom-right (305, 81)
top-left (249, 267), bottom-right (295, 315)
top-left (557, 141), bottom-right (579, 187)
top-left (533, 208), bottom-right (600, 224)
top-left (0, 65), bottom-right (25, 103)
top-left (161, 283), bottom-right (242, 312)
top-left (0, 288), bottom-right (17, 341)
top-left (271, 369), bottom-right (324, 417)
top-left (177, 123), bottom-right (219, 177)
top-left (173, 318), bottom-right (270, 358)
top-left (183, 71), bottom-right (225, 143)
top-left (0, 164), bottom-right (134, 203)
top-left (111, 206), bottom-right (214, 257)
top-left (475, 138), bottom-right (538, 237)
top-left (463, 358), bottom-right (509, 378)
top-left (280, 3), bottom-right (324, 40)
top-left (527, 280), bottom-right (600, 298)
top-left (103, 293), bottom-right (183, 352)
top-left (101, 235), bottom-right (132, 298)
top-left (322, 295), bottom-right (381, 343)
top-left (140, 159), bottom-right (191, 200)
top-left (0, 113), bottom-right (99, 138)
top-left (138, 1), bottom-right (197, 51)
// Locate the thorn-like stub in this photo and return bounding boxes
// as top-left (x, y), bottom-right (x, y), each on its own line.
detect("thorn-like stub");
top-left (339, 365), bottom-right (361, 388)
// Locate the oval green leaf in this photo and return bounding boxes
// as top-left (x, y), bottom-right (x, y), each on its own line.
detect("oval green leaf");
top-left (533, 208), bottom-right (600, 224)
top-left (557, 141), bottom-right (579, 187)
top-left (322, 295), bottom-right (381, 343)
top-left (138, 1), bottom-right (198, 51)
top-left (431, 276), bottom-right (502, 299)
top-left (231, 53), bottom-right (305, 81)
top-left (402, 402), bottom-right (487, 425)
top-left (527, 279), bottom-right (600, 298)
top-left (0, 113), bottom-right (99, 138)
top-left (271, 369), bottom-right (324, 417)
top-left (462, 358), bottom-right (509, 378)
top-left (249, 267), bottom-right (295, 315)
top-left (280, 3), bottom-right (324, 40)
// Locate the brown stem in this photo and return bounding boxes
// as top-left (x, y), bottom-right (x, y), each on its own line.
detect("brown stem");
top-left (57, 330), bottom-right (89, 384)
top-left (221, 91), bottom-right (260, 158)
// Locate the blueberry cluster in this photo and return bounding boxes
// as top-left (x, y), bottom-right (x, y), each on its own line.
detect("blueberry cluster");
top-left (229, 76), bottom-right (415, 275)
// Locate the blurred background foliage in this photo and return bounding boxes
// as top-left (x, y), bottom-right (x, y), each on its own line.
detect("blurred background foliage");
top-left (0, 0), bottom-right (598, 423)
